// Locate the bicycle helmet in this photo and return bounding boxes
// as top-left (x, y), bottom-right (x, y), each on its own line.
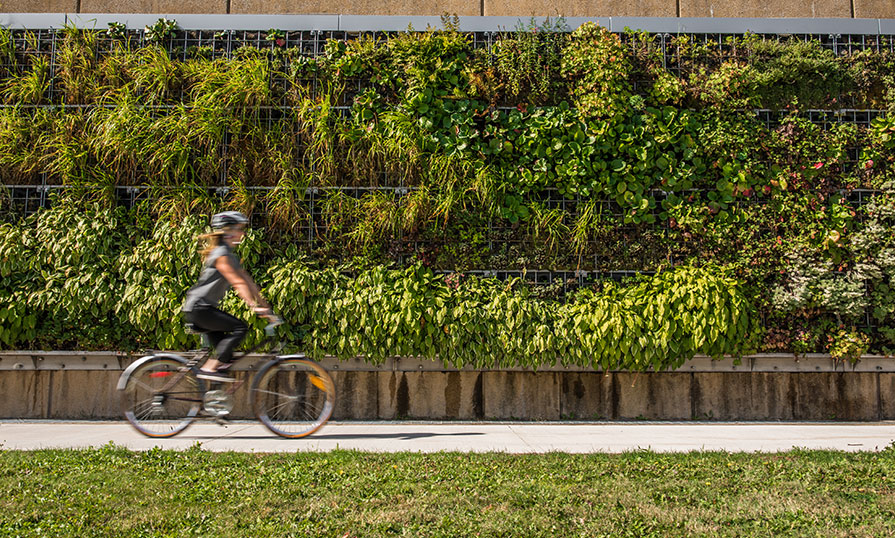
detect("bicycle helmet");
top-left (211, 211), bottom-right (248, 230)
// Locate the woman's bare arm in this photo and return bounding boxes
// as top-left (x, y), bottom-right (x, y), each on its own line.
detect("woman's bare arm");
top-left (215, 256), bottom-right (261, 308)
top-left (241, 271), bottom-right (269, 308)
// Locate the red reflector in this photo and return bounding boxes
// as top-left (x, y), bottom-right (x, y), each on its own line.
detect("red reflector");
top-left (149, 372), bottom-right (173, 378)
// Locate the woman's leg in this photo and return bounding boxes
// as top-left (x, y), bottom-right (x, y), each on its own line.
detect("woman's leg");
top-left (186, 306), bottom-right (247, 366)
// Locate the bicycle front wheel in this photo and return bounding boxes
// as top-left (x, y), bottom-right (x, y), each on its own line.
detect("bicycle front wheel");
top-left (252, 356), bottom-right (336, 438)
top-left (118, 354), bottom-right (206, 438)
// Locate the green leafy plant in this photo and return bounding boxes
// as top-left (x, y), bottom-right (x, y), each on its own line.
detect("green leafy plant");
top-left (144, 18), bottom-right (178, 46)
top-left (266, 28), bottom-right (286, 47)
top-left (561, 23), bottom-right (633, 119)
top-left (827, 327), bottom-right (871, 363)
top-left (106, 22), bottom-right (127, 40)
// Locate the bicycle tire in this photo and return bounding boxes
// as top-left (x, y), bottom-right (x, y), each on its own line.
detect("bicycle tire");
top-left (251, 355), bottom-right (336, 439)
top-left (118, 354), bottom-right (206, 438)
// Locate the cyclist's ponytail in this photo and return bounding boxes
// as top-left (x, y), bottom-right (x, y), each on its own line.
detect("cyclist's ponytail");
top-left (198, 231), bottom-right (226, 261)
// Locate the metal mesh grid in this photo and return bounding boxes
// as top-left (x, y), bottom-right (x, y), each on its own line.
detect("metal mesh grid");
top-left (754, 109), bottom-right (887, 130)
top-left (4, 26), bottom-right (893, 86)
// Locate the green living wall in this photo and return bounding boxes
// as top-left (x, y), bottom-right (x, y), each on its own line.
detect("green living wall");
top-left (1, 19), bottom-right (895, 365)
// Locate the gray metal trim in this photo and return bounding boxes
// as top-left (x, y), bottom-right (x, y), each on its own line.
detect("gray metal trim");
top-left (3, 14), bottom-right (894, 35)
top-left (67, 14), bottom-right (203, 30)
top-left (676, 17), bottom-right (881, 35)
top-left (68, 13), bottom-right (181, 29)
top-left (609, 17), bottom-right (683, 33)
top-left (562, 17), bottom-right (605, 30)
top-left (67, 13), bottom-right (341, 31)
top-left (0, 13), bottom-right (67, 28)
top-left (338, 15), bottom-right (443, 32)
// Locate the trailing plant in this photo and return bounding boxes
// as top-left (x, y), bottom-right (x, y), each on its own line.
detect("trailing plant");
top-left (116, 214), bottom-right (203, 350)
top-left (130, 45), bottom-right (184, 104)
top-left (0, 27), bottom-right (15, 78)
top-left (771, 248), bottom-right (868, 323)
top-left (527, 201), bottom-right (568, 255)
top-left (264, 173), bottom-right (310, 238)
top-left (561, 23), bottom-right (633, 119)
top-left (0, 219), bottom-right (37, 347)
top-left (745, 36), bottom-right (852, 109)
top-left (851, 182), bottom-right (895, 353)
top-left (22, 201), bottom-right (138, 349)
top-left (559, 265), bottom-right (759, 370)
top-left (265, 261), bottom-right (757, 369)
top-left (0, 107), bottom-right (47, 182)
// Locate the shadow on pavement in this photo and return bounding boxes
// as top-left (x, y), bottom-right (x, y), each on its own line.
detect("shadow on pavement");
top-left (312, 431), bottom-right (485, 441)
top-left (183, 431), bottom-right (486, 441)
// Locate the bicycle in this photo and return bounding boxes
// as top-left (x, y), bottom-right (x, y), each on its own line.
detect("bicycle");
top-left (116, 319), bottom-right (336, 439)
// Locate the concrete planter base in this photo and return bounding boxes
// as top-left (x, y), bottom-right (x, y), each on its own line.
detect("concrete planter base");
top-left (2, 360), bottom-right (894, 421)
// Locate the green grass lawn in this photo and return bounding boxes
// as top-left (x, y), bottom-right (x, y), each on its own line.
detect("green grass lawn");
top-left (1, 445), bottom-right (894, 537)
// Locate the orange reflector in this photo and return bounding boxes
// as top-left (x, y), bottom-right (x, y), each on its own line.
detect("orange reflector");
top-left (149, 372), bottom-right (173, 378)
top-left (310, 375), bottom-right (327, 390)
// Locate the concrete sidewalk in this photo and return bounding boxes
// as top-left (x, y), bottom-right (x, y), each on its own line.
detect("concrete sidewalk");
top-left (2, 420), bottom-right (895, 453)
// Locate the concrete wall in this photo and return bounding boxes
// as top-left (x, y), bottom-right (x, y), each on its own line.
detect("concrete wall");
top-left (11, 0), bottom-right (77, 12)
top-left (483, 0), bottom-right (676, 17)
top-left (230, 0), bottom-right (480, 15)
top-left (4, 0), bottom-right (874, 18)
top-left (3, 369), bottom-right (893, 421)
top-left (854, 0), bottom-right (895, 18)
top-left (679, 0), bottom-right (852, 18)
top-left (3, 354), bottom-right (893, 420)
top-left (78, 0), bottom-right (228, 13)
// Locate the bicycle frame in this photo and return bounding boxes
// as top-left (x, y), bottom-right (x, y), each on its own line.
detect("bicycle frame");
top-left (116, 332), bottom-right (279, 395)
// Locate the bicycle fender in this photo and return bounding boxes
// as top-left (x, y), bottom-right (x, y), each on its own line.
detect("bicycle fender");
top-left (116, 353), bottom-right (190, 391)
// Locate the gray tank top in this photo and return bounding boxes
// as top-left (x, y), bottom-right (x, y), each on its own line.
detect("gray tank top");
top-left (182, 245), bottom-right (243, 312)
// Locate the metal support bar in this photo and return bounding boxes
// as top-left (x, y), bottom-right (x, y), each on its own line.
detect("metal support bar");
top-left (3, 13), bottom-right (895, 36)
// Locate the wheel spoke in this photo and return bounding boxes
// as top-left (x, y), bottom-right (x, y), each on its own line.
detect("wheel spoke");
top-left (264, 398), bottom-right (302, 417)
top-left (253, 388), bottom-right (299, 399)
top-left (132, 378), bottom-right (159, 394)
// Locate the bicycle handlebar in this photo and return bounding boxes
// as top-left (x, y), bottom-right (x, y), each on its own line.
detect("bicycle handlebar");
top-left (264, 314), bottom-right (283, 337)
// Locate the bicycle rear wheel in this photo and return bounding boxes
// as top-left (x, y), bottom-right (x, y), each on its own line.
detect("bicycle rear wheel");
top-left (118, 355), bottom-right (206, 438)
top-left (252, 356), bottom-right (336, 438)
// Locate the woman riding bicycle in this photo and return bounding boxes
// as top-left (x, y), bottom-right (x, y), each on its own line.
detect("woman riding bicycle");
top-left (182, 211), bottom-right (275, 383)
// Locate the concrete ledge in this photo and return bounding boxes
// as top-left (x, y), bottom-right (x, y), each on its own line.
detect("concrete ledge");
top-left (4, 369), bottom-right (894, 420)
top-left (1, 351), bottom-right (892, 372)
top-left (3, 351), bottom-right (895, 421)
